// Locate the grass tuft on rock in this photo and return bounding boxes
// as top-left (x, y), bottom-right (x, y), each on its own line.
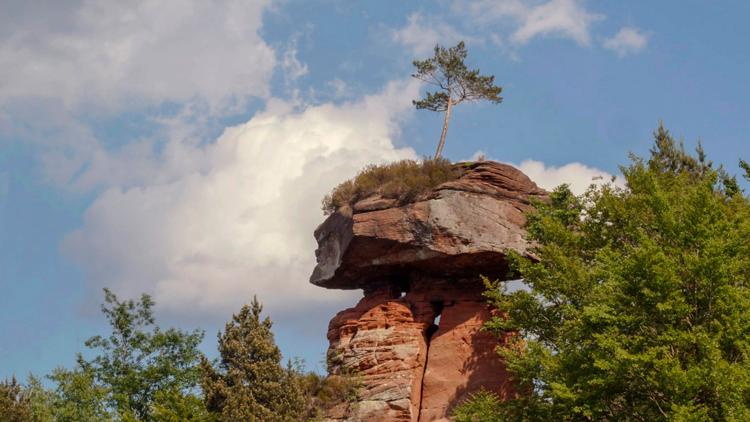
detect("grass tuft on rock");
top-left (322, 158), bottom-right (461, 214)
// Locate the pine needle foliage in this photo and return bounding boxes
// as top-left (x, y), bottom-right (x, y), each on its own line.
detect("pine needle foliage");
top-left (321, 158), bottom-right (460, 214)
top-left (0, 377), bottom-right (33, 422)
top-left (200, 296), bottom-right (305, 422)
top-left (470, 124), bottom-right (750, 420)
top-left (412, 41), bottom-right (502, 159)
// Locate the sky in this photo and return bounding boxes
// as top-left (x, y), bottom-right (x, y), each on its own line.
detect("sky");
top-left (2, 0), bottom-right (750, 379)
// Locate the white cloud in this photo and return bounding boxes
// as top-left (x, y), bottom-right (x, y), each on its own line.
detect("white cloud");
top-left (61, 80), bottom-right (420, 319)
top-left (603, 26), bottom-right (648, 57)
top-left (516, 159), bottom-right (619, 195)
top-left (392, 13), bottom-right (475, 55)
top-left (327, 79), bottom-right (351, 99)
top-left (281, 44), bottom-right (309, 83)
top-left (455, 0), bottom-right (604, 46)
top-left (0, 0), bottom-right (275, 111)
top-left (468, 151), bottom-right (619, 195)
top-left (512, 0), bottom-right (603, 45)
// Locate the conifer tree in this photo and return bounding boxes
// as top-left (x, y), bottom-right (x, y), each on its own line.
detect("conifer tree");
top-left (412, 41), bottom-right (502, 159)
top-left (201, 296), bottom-right (305, 422)
top-left (0, 377), bottom-right (33, 422)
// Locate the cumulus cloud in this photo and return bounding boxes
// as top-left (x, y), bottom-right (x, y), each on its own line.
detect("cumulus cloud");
top-left (326, 79), bottom-right (351, 99)
top-left (392, 13), bottom-right (476, 55)
top-left (512, 0), bottom-right (603, 45)
top-left (468, 151), bottom-right (619, 195)
top-left (603, 26), bottom-right (648, 57)
top-left (516, 159), bottom-right (619, 194)
top-left (456, 0), bottom-right (604, 46)
top-left (0, 0), bottom-right (275, 111)
top-left (281, 37), bottom-right (309, 84)
top-left (61, 80), bottom-right (420, 319)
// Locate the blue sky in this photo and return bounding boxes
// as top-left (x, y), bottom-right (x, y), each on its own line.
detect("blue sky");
top-left (2, 0), bottom-right (749, 379)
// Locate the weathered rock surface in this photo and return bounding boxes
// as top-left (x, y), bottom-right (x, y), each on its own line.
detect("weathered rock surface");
top-left (311, 161), bottom-right (546, 290)
top-left (311, 161), bottom-right (546, 421)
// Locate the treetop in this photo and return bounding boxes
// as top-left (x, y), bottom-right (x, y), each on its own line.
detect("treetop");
top-left (412, 41), bottom-right (502, 111)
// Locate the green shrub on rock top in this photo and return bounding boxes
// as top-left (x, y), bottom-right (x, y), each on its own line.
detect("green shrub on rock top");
top-left (322, 158), bottom-right (461, 214)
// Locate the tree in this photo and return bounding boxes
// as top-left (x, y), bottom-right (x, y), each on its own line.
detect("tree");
top-left (39, 289), bottom-right (207, 421)
top-left (24, 375), bottom-right (55, 422)
top-left (2, 291), bottom-right (208, 422)
top-left (451, 389), bottom-right (504, 422)
top-left (46, 367), bottom-right (112, 422)
top-left (150, 388), bottom-right (215, 422)
top-left (78, 288), bottom-right (205, 420)
top-left (0, 376), bottom-right (33, 422)
top-left (473, 125), bottom-right (750, 420)
top-left (412, 41), bottom-right (502, 159)
top-left (200, 296), bottom-right (305, 421)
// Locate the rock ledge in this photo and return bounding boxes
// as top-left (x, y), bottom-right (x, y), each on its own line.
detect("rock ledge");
top-left (310, 161), bottom-right (547, 422)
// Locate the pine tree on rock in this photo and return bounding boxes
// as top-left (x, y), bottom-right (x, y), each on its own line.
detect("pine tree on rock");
top-left (201, 296), bottom-right (305, 422)
top-left (412, 41), bottom-right (503, 159)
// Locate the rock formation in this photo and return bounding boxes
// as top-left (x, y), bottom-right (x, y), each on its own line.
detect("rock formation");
top-left (310, 161), bottom-right (547, 421)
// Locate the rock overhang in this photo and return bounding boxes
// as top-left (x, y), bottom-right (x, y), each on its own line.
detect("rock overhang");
top-left (310, 161), bottom-right (548, 290)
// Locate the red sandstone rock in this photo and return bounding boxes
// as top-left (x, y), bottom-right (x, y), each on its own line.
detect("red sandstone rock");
top-left (326, 288), bottom-right (429, 421)
top-left (310, 161), bottom-right (546, 290)
top-left (312, 161), bottom-right (545, 421)
top-left (417, 285), bottom-right (515, 421)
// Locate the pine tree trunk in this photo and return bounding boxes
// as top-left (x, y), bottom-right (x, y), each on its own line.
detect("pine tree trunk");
top-left (434, 95), bottom-right (453, 160)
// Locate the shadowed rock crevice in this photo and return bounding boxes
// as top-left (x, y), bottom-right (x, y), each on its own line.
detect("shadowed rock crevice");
top-left (311, 161), bottom-right (547, 421)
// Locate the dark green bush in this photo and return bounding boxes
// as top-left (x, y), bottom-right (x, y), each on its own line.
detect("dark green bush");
top-left (322, 158), bottom-right (461, 214)
top-left (451, 389), bottom-right (504, 422)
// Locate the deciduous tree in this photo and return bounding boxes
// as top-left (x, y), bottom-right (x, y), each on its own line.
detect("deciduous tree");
top-left (469, 124), bottom-right (750, 420)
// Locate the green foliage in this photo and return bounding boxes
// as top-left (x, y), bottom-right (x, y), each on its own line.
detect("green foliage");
top-left (76, 288), bottom-right (205, 421)
top-left (200, 296), bottom-right (305, 422)
top-left (299, 372), bottom-right (361, 420)
top-left (478, 124), bottom-right (750, 420)
top-left (412, 41), bottom-right (502, 158)
top-left (20, 289), bottom-right (207, 421)
top-left (648, 124), bottom-right (712, 176)
top-left (451, 389), bottom-right (504, 422)
top-left (46, 367), bottom-right (112, 422)
top-left (0, 376), bottom-right (33, 422)
top-left (24, 376), bottom-right (55, 422)
top-left (321, 158), bottom-right (460, 214)
top-left (150, 388), bottom-right (216, 422)
top-left (412, 41), bottom-right (502, 112)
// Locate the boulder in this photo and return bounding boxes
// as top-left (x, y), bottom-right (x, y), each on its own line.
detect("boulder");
top-left (311, 161), bottom-right (546, 290)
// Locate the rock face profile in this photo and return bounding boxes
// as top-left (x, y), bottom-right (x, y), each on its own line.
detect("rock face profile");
top-left (310, 161), bottom-right (547, 421)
